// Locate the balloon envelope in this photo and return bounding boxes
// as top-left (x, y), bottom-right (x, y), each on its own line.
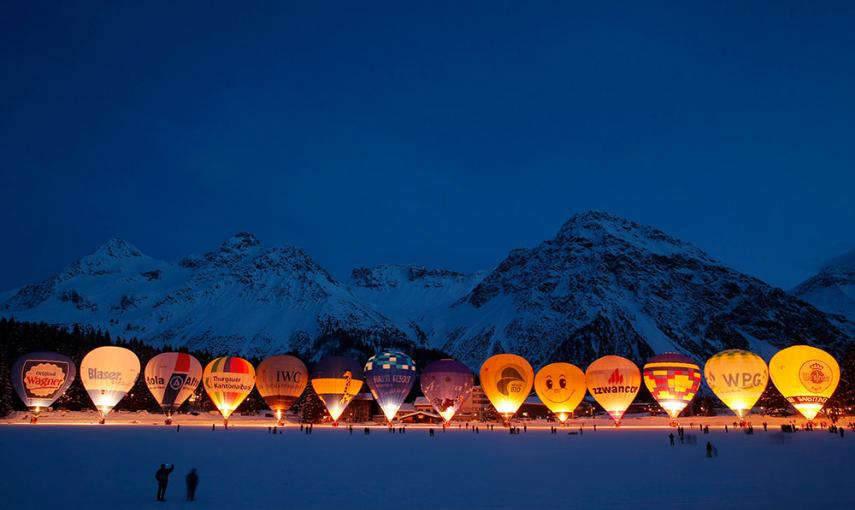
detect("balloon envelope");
top-left (420, 359), bottom-right (474, 423)
top-left (479, 354), bottom-right (534, 419)
top-left (643, 353), bottom-right (702, 420)
top-left (202, 356), bottom-right (255, 422)
top-left (11, 352), bottom-right (76, 413)
top-left (704, 349), bottom-right (768, 419)
top-left (364, 351), bottom-right (416, 422)
top-left (769, 345), bottom-right (840, 421)
top-left (256, 355), bottom-right (309, 419)
top-left (585, 355), bottom-right (641, 425)
top-left (534, 362), bottom-right (586, 423)
top-left (144, 352), bottom-right (202, 415)
top-left (80, 346), bottom-right (140, 418)
top-left (311, 356), bottom-right (364, 422)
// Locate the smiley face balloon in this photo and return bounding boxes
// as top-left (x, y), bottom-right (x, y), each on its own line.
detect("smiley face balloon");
top-left (534, 363), bottom-right (586, 423)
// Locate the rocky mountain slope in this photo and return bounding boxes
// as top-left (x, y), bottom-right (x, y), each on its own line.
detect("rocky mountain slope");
top-left (423, 211), bottom-right (851, 367)
top-left (1, 212), bottom-right (850, 368)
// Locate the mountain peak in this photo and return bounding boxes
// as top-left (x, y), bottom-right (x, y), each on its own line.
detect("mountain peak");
top-left (89, 238), bottom-right (143, 260)
top-left (220, 232), bottom-right (261, 252)
top-left (824, 248), bottom-right (855, 272)
top-left (554, 210), bottom-right (709, 260)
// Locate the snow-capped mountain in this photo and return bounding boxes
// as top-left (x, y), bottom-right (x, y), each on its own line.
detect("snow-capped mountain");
top-left (1, 233), bottom-right (412, 358)
top-left (419, 211), bottom-right (851, 367)
top-left (1, 213), bottom-right (851, 368)
top-left (349, 264), bottom-right (484, 343)
top-left (792, 249), bottom-right (855, 325)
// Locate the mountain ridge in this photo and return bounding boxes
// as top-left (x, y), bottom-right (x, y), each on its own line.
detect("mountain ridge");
top-left (2, 212), bottom-right (851, 368)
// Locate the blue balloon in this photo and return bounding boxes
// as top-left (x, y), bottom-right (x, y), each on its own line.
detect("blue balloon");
top-left (364, 351), bottom-right (416, 422)
top-left (11, 352), bottom-right (77, 413)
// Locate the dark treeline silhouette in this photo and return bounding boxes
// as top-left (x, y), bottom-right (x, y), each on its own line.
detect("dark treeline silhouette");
top-left (0, 318), bottom-right (226, 416)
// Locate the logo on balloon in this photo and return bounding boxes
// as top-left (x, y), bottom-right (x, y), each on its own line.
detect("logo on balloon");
top-left (23, 362), bottom-right (68, 398)
top-left (497, 367), bottom-right (524, 396)
top-left (799, 360), bottom-right (833, 393)
top-left (168, 374), bottom-right (186, 390)
top-left (607, 369), bottom-right (624, 385)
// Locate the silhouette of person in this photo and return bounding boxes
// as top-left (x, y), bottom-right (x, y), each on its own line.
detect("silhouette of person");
top-left (186, 468), bottom-right (199, 501)
top-left (706, 442), bottom-right (713, 458)
top-left (155, 464), bottom-right (174, 501)
top-left (669, 433), bottom-right (675, 446)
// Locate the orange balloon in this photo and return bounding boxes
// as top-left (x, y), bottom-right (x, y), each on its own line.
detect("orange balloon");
top-left (585, 355), bottom-right (641, 425)
top-left (479, 354), bottom-right (534, 421)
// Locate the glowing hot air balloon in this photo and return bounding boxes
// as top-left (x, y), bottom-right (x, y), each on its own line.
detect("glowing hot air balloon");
top-left (769, 345), bottom-right (840, 421)
top-left (202, 356), bottom-right (255, 425)
top-left (256, 355), bottom-right (308, 424)
top-left (311, 356), bottom-right (364, 424)
top-left (479, 354), bottom-right (534, 424)
top-left (642, 353), bottom-right (702, 421)
top-left (80, 346), bottom-right (140, 423)
top-left (420, 359), bottom-right (474, 423)
top-left (11, 352), bottom-right (76, 421)
top-left (534, 362), bottom-right (586, 424)
top-left (585, 355), bottom-right (641, 426)
top-left (144, 352), bottom-right (202, 424)
top-left (364, 351), bottom-right (416, 423)
top-left (704, 349), bottom-right (768, 420)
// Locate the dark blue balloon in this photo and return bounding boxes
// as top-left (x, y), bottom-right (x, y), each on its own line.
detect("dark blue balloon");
top-left (11, 352), bottom-right (77, 412)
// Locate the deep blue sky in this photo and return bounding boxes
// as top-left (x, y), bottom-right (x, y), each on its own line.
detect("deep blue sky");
top-left (2, 1), bottom-right (854, 290)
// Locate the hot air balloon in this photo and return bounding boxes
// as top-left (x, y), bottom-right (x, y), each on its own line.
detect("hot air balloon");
top-left (479, 354), bottom-right (534, 424)
top-left (642, 353), bottom-right (702, 421)
top-left (703, 349), bottom-right (768, 420)
top-left (420, 359), bottom-right (474, 423)
top-left (80, 346), bottom-right (140, 423)
top-left (585, 355), bottom-right (641, 426)
top-left (256, 355), bottom-right (309, 424)
top-left (769, 345), bottom-right (840, 421)
top-left (364, 351), bottom-right (416, 423)
top-left (11, 352), bottom-right (76, 422)
top-left (534, 362), bottom-right (586, 424)
top-left (144, 352), bottom-right (202, 424)
top-left (310, 356), bottom-right (364, 424)
top-left (202, 356), bottom-right (255, 425)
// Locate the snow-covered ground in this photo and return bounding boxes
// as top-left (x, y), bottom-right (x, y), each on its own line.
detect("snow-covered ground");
top-left (1, 416), bottom-right (853, 509)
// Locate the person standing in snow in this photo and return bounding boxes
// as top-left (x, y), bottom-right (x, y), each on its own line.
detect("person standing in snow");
top-left (669, 433), bottom-right (675, 446)
top-left (706, 442), bottom-right (713, 458)
top-left (155, 464), bottom-right (174, 501)
top-left (186, 468), bottom-right (199, 501)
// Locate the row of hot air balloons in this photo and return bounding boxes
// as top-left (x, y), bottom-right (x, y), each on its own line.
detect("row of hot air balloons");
top-left (479, 346), bottom-right (841, 425)
top-left (10, 344), bottom-right (841, 425)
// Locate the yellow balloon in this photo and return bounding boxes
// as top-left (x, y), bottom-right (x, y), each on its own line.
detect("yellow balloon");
top-left (703, 349), bottom-right (767, 419)
top-left (202, 356), bottom-right (256, 424)
top-left (479, 354), bottom-right (534, 421)
top-left (585, 355), bottom-right (641, 425)
top-left (534, 363), bottom-right (586, 423)
top-left (769, 345), bottom-right (840, 421)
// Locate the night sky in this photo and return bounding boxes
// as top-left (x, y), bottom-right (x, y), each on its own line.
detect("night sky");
top-left (2, 1), bottom-right (853, 290)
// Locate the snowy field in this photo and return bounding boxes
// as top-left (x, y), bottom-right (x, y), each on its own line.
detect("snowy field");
top-left (1, 421), bottom-right (853, 510)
